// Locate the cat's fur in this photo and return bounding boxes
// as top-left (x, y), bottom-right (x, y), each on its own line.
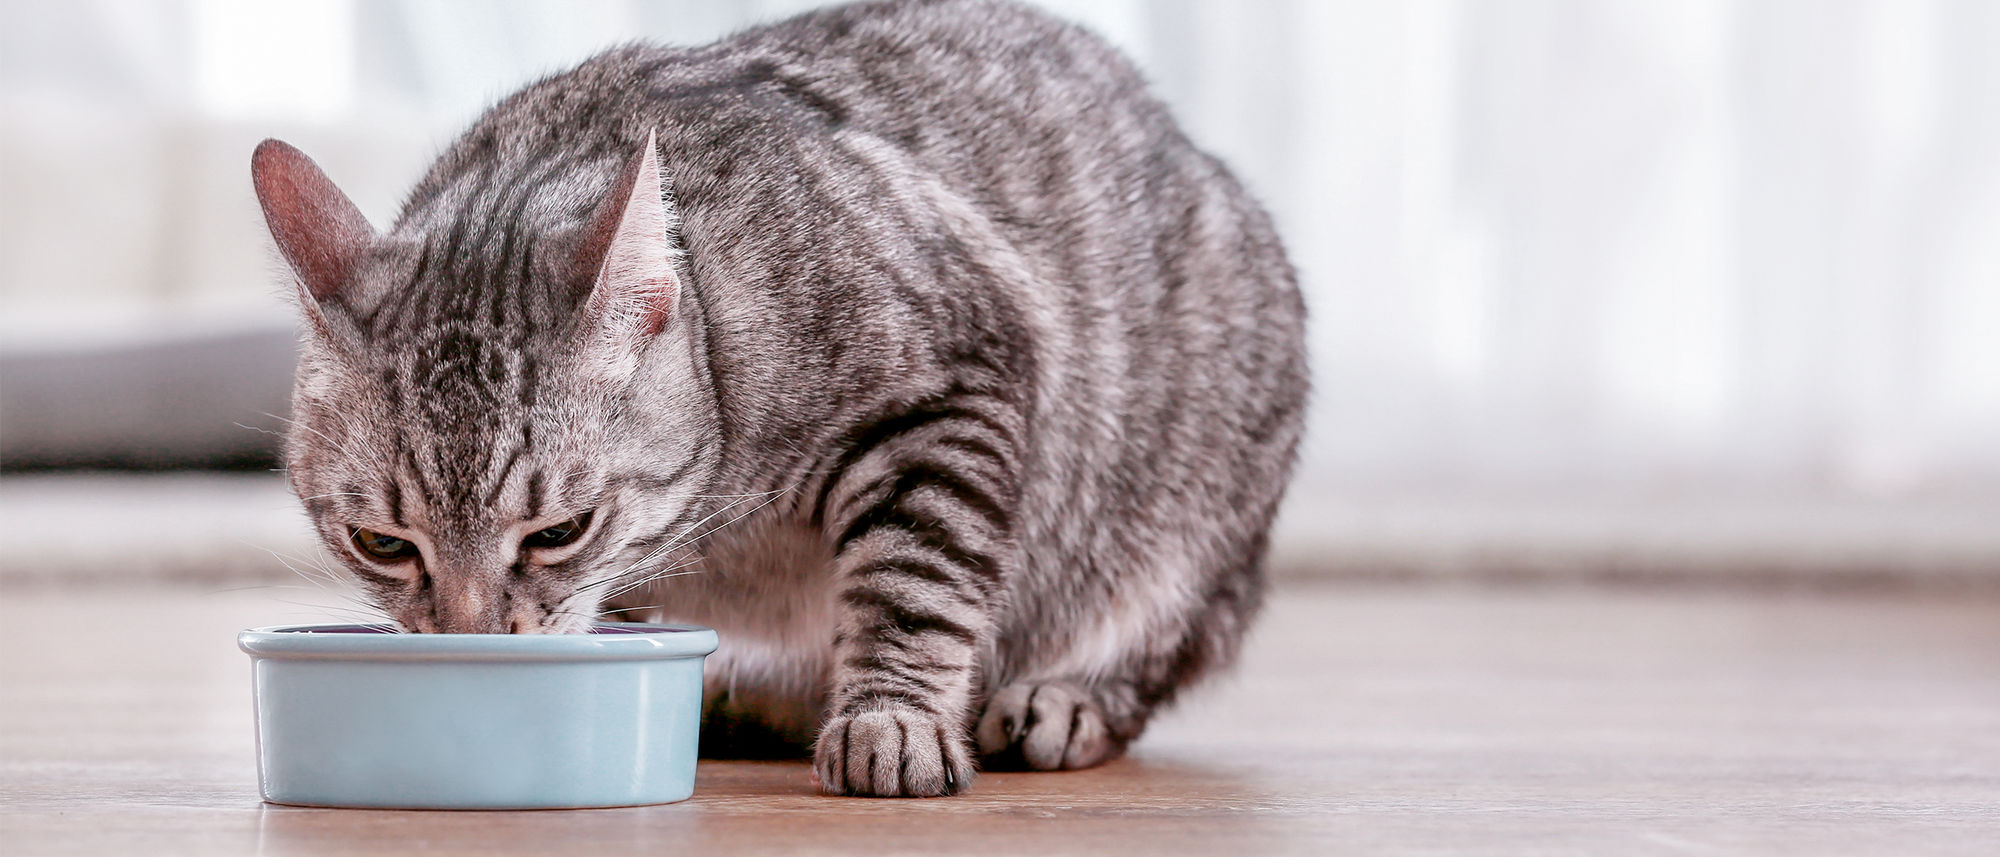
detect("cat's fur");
top-left (254, 0), bottom-right (1306, 797)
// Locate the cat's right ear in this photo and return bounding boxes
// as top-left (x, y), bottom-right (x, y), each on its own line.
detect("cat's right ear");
top-left (250, 139), bottom-right (375, 322)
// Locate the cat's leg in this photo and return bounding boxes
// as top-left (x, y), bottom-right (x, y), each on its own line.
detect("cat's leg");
top-left (810, 400), bottom-right (1019, 797)
top-left (977, 542), bottom-right (1268, 771)
top-left (973, 680), bottom-right (1136, 770)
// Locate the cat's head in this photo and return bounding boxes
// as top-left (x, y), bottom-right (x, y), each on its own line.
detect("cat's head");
top-left (252, 134), bottom-right (716, 633)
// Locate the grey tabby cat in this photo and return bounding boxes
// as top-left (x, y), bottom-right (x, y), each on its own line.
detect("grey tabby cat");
top-left (252, 0), bottom-right (1305, 797)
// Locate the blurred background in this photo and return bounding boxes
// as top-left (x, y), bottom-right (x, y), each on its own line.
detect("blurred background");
top-left (2, 0), bottom-right (1996, 591)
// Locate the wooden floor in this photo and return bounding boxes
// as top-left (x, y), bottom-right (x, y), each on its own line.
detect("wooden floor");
top-left (2, 583), bottom-right (1996, 855)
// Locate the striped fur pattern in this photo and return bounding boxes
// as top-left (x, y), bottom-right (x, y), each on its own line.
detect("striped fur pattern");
top-left (256, 0), bottom-right (1307, 797)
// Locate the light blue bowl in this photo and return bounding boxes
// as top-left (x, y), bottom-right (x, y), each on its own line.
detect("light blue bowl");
top-left (237, 622), bottom-right (718, 809)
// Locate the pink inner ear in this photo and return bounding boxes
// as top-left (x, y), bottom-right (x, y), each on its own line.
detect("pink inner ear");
top-left (251, 139), bottom-right (374, 302)
top-left (579, 130), bottom-right (681, 341)
top-left (634, 275), bottom-right (677, 338)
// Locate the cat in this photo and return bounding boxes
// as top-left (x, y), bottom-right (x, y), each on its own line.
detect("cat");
top-left (252, 0), bottom-right (1307, 797)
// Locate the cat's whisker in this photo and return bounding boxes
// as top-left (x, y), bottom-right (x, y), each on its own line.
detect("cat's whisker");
top-left (593, 561), bottom-right (708, 606)
top-left (677, 486), bottom-right (794, 500)
top-left (274, 553), bottom-right (350, 593)
top-left (583, 482), bottom-right (795, 601)
top-left (584, 494), bottom-right (788, 600)
top-left (272, 597), bottom-right (393, 626)
top-left (252, 545), bottom-right (341, 589)
top-left (590, 560), bottom-right (704, 606)
top-left (618, 490), bottom-right (769, 566)
top-left (576, 495), bottom-right (754, 594)
top-left (587, 600), bottom-right (681, 617)
top-left (230, 536), bottom-right (388, 624)
top-left (592, 538), bottom-right (696, 592)
top-left (232, 421), bottom-right (286, 440)
top-left (288, 595), bottom-right (387, 619)
top-left (652, 479), bottom-right (797, 558)
top-left (257, 410), bottom-right (371, 463)
top-left (591, 546), bottom-right (718, 602)
top-left (215, 582), bottom-right (339, 596)
top-left (581, 548), bottom-right (710, 606)
top-left (667, 482), bottom-right (794, 548)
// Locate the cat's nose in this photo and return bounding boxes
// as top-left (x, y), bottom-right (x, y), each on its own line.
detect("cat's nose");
top-left (426, 570), bottom-right (511, 634)
top-left (432, 608), bottom-right (508, 635)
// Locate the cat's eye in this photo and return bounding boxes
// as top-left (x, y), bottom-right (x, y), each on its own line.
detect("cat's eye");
top-left (522, 512), bottom-right (593, 550)
top-left (351, 527), bottom-right (419, 562)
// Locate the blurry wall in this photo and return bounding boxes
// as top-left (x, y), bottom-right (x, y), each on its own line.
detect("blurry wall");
top-left (3, 0), bottom-right (1997, 503)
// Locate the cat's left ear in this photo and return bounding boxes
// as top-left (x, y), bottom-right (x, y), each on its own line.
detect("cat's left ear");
top-left (575, 129), bottom-right (683, 354)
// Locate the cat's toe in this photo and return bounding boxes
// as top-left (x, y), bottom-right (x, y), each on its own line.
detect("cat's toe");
top-left (976, 681), bottom-right (1120, 771)
top-left (813, 706), bottom-right (973, 797)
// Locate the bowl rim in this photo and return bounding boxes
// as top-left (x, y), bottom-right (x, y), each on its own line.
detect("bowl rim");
top-left (237, 622), bottom-right (719, 663)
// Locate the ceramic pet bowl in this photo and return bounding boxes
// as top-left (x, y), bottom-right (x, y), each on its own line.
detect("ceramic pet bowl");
top-left (237, 622), bottom-right (718, 809)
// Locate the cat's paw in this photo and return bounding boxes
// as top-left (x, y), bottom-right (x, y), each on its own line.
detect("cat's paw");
top-left (813, 705), bottom-right (974, 797)
top-left (975, 681), bottom-right (1121, 770)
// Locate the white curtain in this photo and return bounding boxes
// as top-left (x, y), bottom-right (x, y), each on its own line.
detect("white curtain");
top-left (4, 0), bottom-right (1995, 499)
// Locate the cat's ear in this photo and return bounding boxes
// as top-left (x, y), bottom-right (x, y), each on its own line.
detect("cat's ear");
top-left (575, 129), bottom-right (682, 352)
top-left (250, 140), bottom-right (376, 313)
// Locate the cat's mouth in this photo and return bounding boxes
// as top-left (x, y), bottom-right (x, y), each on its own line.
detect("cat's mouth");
top-left (392, 603), bottom-right (594, 635)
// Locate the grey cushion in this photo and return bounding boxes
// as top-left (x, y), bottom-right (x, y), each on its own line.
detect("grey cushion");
top-left (1, 327), bottom-right (296, 469)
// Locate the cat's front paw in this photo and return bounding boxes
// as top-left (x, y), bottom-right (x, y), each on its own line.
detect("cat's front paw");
top-left (813, 705), bottom-right (974, 797)
top-left (975, 681), bottom-right (1121, 770)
